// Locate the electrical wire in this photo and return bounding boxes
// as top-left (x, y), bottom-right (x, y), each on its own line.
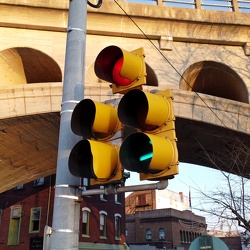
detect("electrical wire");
top-left (179, 219), bottom-right (204, 229)
top-left (113, 0), bottom-right (230, 130)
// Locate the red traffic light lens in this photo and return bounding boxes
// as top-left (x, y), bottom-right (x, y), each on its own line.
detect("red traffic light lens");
top-left (112, 57), bottom-right (133, 86)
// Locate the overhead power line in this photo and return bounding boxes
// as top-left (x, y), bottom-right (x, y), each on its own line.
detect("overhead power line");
top-left (114, 0), bottom-right (229, 130)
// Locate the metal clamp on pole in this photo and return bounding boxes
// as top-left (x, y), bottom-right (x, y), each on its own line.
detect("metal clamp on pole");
top-left (67, 26), bottom-right (85, 33)
top-left (54, 184), bottom-right (82, 201)
top-left (54, 184), bottom-right (81, 189)
top-left (55, 194), bottom-right (81, 201)
top-left (61, 100), bottom-right (79, 114)
top-left (52, 229), bottom-right (79, 234)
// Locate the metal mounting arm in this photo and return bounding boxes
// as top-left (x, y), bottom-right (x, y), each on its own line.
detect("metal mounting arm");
top-left (81, 179), bottom-right (168, 196)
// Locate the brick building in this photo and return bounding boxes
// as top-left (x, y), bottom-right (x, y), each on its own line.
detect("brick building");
top-left (208, 230), bottom-right (242, 250)
top-left (125, 190), bottom-right (206, 250)
top-left (125, 189), bottom-right (189, 214)
top-left (217, 236), bottom-right (242, 250)
top-left (0, 175), bottom-right (127, 250)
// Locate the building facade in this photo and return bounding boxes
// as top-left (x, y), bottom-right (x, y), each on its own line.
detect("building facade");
top-left (125, 189), bottom-right (189, 214)
top-left (0, 175), bottom-right (127, 250)
top-left (125, 190), bottom-right (206, 250)
top-left (126, 208), bottom-right (206, 250)
top-left (208, 230), bottom-right (242, 250)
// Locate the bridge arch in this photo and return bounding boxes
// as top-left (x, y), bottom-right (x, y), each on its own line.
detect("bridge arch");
top-left (0, 47), bottom-right (62, 86)
top-left (179, 61), bottom-right (249, 104)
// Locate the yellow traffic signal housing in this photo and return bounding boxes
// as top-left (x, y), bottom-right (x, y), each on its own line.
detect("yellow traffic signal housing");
top-left (69, 99), bottom-right (123, 185)
top-left (69, 140), bottom-right (123, 185)
top-left (94, 45), bottom-right (158, 94)
top-left (118, 89), bottom-right (179, 181)
top-left (71, 99), bottom-right (120, 140)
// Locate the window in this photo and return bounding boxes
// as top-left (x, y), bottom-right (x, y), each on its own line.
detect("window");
top-left (180, 230), bottom-right (183, 243)
top-left (11, 207), bottom-right (22, 219)
top-left (114, 214), bottom-right (121, 240)
top-left (100, 186), bottom-right (107, 201)
top-left (136, 194), bottom-right (146, 207)
top-left (82, 208), bottom-right (91, 237)
top-left (159, 228), bottom-right (165, 240)
top-left (115, 193), bottom-right (121, 204)
top-left (145, 228), bottom-right (152, 241)
top-left (29, 207), bottom-right (41, 233)
top-left (99, 211), bottom-right (107, 238)
top-left (82, 178), bottom-right (91, 198)
top-left (185, 231), bottom-right (188, 243)
top-left (33, 178), bottom-right (45, 186)
top-left (13, 185), bottom-right (24, 190)
top-left (8, 206), bottom-right (22, 245)
top-left (191, 231), bottom-right (194, 242)
top-left (82, 178), bottom-right (89, 191)
top-left (114, 184), bottom-right (122, 204)
top-left (183, 230), bottom-right (187, 243)
top-left (0, 209), bottom-right (2, 226)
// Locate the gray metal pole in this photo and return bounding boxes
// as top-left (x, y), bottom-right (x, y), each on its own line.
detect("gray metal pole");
top-left (50, 0), bottom-right (87, 249)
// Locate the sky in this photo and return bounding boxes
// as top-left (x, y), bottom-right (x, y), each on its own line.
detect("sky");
top-left (125, 162), bottom-right (232, 231)
top-left (125, 162), bottom-right (221, 194)
top-left (125, 162), bottom-right (223, 201)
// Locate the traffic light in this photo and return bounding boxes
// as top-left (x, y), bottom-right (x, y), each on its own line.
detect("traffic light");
top-left (94, 45), bottom-right (158, 94)
top-left (118, 89), bottom-right (179, 181)
top-left (68, 99), bottom-right (123, 185)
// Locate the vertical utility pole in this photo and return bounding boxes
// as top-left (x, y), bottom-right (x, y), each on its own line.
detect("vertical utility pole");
top-left (50, 0), bottom-right (87, 249)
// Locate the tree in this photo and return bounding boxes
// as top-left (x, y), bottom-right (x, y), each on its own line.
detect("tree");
top-left (193, 137), bottom-right (250, 246)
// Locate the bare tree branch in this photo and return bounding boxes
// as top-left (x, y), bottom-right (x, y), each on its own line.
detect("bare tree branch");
top-left (193, 136), bottom-right (250, 235)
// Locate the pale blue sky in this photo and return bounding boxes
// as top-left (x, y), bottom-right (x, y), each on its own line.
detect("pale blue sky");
top-left (125, 162), bottom-right (222, 197)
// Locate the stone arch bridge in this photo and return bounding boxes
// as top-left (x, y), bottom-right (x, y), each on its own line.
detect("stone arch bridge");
top-left (0, 0), bottom-right (250, 193)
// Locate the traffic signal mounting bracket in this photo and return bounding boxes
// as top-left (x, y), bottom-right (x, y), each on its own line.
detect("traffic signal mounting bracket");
top-left (81, 179), bottom-right (169, 197)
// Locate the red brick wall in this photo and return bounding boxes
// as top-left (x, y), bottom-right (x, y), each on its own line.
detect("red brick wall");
top-left (220, 236), bottom-right (242, 250)
top-left (126, 208), bottom-right (206, 250)
top-left (0, 176), bottom-right (55, 250)
top-left (80, 192), bottom-right (126, 245)
top-left (0, 176), bottom-right (126, 249)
